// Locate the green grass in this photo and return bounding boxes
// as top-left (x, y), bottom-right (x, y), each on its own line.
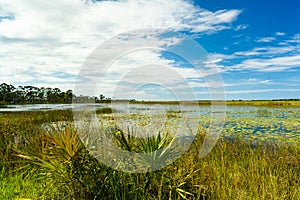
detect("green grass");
top-left (0, 109), bottom-right (299, 199)
top-left (0, 168), bottom-right (57, 199)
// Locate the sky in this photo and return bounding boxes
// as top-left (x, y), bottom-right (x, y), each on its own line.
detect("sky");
top-left (0, 0), bottom-right (299, 100)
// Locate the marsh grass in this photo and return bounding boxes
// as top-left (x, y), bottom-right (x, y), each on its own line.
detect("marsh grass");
top-left (0, 168), bottom-right (53, 199)
top-left (0, 110), bottom-right (300, 199)
top-left (96, 107), bottom-right (114, 114)
top-left (189, 137), bottom-right (300, 199)
top-left (226, 100), bottom-right (300, 107)
top-left (0, 110), bottom-right (73, 170)
top-left (256, 108), bottom-right (272, 117)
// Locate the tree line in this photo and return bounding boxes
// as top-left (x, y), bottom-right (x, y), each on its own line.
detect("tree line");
top-left (0, 83), bottom-right (111, 104)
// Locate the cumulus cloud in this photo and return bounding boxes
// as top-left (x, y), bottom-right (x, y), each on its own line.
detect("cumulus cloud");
top-left (0, 0), bottom-right (240, 98)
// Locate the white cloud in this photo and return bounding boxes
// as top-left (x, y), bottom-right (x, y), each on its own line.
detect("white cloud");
top-left (256, 37), bottom-right (276, 43)
top-left (233, 46), bottom-right (297, 57)
top-left (248, 78), bottom-right (257, 82)
top-left (203, 58), bottom-right (223, 65)
top-left (257, 32), bottom-right (289, 43)
top-left (285, 33), bottom-right (300, 43)
top-left (245, 78), bottom-right (270, 84)
top-left (235, 24), bottom-right (248, 31)
top-left (275, 32), bottom-right (286, 36)
top-left (213, 33), bottom-right (300, 73)
top-left (227, 55), bottom-right (300, 72)
top-left (0, 0), bottom-right (241, 98)
top-left (224, 88), bottom-right (300, 94)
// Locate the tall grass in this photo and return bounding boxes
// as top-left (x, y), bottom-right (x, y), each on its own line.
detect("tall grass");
top-left (0, 110), bottom-right (73, 170)
top-left (0, 110), bottom-right (299, 199)
top-left (188, 137), bottom-right (300, 199)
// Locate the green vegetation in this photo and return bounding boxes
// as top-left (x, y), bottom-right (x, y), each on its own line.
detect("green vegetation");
top-left (220, 109), bottom-right (300, 146)
top-left (0, 108), bottom-right (299, 199)
top-left (0, 83), bottom-right (111, 104)
top-left (0, 83), bottom-right (74, 104)
top-left (226, 99), bottom-right (300, 107)
top-left (2, 82), bottom-right (300, 107)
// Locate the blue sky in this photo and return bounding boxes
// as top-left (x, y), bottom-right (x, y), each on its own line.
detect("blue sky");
top-left (0, 0), bottom-right (299, 100)
top-left (193, 0), bottom-right (300, 99)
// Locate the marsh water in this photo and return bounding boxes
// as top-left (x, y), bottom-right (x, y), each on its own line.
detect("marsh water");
top-left (1, 103), bottom-right (299, 144)
top-left (1, 103), bottom-right (300, 117)
top-left (0, 104), bottom-right (300, 113)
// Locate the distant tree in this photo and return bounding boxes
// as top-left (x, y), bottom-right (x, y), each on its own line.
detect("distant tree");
top-left (52, 88), bottom-right (62, 103)
top-left (65, 90), bottom-right (73, 103)
top-left (38, 87), bottom-right (46, 103)
top-left (24, 86), bottom-right (39, 103)
top-left (15, 86), bottom-right (25, 103)
top-left (45, 88), bottom-right (53, 103)
top-left (0, 83), bottom-right (16, 103)
top-left (0, 83), bottom-right (110, 104)
top-left (99, 94), bottom-right (105, 101)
